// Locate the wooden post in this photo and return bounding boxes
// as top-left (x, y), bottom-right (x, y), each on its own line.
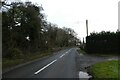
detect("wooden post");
top-left (86, 20), bottom-right (88, 36)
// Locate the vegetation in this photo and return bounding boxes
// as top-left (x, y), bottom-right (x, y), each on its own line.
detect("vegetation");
top-left (86, 31), bottom-right (120, 54)
top-left (77, 48), bottom-right (86, 54)
top-left (89, 60), bottom-right (120, 79)
top-left (3, 50), bottom-right (52, 68)
top-left (2, 1), bottom-right (80, 68)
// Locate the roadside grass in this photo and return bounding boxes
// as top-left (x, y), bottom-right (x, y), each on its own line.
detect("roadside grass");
top-left (77, 48), bottom-right (86, 55)
top-left (89, 53), bottom-right (120, 57)
top-left (2, 49), bottom-right (56, 69)
top-left (3, 59), bottom-right (24, 68)
top-left (89, 60), bottom-right (120, 79)
top-left (0, 61), bottom-right (2, 66)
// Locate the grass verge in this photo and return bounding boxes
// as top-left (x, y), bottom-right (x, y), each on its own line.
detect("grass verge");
top-left (89, 60), bottom-right (120, 79)
top-left (89, 53), bottom-right (119, 57)
top-left (2, 48), bottom-right (61, 69)
top-left (77, 48), bottom-right (86, 54)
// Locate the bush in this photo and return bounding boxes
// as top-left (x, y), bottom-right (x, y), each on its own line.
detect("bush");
top-left (6, 48), bottom-right (24, 59)
top-left (86, 31), bottom-right (119, 54)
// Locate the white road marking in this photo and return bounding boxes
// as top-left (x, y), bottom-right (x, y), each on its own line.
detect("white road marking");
top-left (60, 55), bottom-right (64, 58)
top-left (34, 49), bottom-right (72, 74)
top-left (65, 49), bottom-right (71, 54)
top-left (59, 54), bottom-right (66, 58)
top-left (68, 49), bottom-right (72, 53)
top-left (34, 59), bottom-right (57, 75)
top-left (59, 49), bottom-right (71, 58)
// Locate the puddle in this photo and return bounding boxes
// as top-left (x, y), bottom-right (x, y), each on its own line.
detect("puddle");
top-left (79, 53), bottom-right (83, 56)
top-left (79, 71), bottom-right (92, 79)
top-left (107, 58), bottom-right (118, 61)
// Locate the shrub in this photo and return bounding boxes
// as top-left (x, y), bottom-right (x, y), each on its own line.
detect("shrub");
top-left (6, 48), bottom-right (24, 59)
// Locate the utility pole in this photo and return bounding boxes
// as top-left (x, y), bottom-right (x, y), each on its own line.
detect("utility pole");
top-left (86, 20), bottom-right (88, 36)
top-left (118, 1), bottom-right (120, 31)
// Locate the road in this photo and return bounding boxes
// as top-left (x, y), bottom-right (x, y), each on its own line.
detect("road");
top-left (2, 48), bottom-right (119, 79)
top-left (2, 48), bottom-right (79, 78)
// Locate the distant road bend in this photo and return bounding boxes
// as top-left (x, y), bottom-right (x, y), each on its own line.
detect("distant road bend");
top-left (3, 48), bottom-right (79, 78)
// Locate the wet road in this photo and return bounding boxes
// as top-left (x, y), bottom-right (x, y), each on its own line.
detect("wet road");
top-left (3, 48), bottom-right (78, 78)
top-left (2, 47), bottom-right (119, 79)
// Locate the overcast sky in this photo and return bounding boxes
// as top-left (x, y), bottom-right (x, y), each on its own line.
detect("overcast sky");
top-left (11, 0), bottom-right (120, 40)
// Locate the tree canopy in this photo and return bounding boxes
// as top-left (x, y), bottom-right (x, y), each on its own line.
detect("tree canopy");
top-left (2, 1), bottom-right (80, 58)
